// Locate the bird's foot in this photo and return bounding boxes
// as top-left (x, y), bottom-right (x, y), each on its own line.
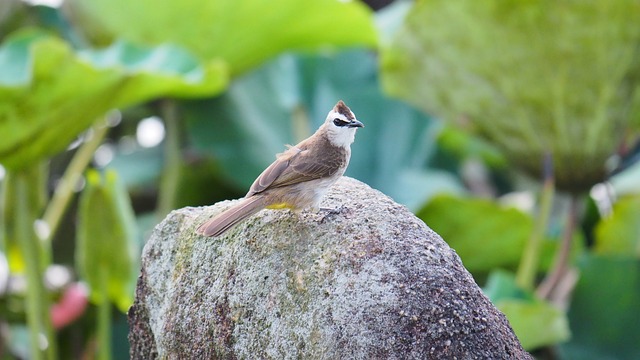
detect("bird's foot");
top-left (316, 205), bottom-right (346, 223)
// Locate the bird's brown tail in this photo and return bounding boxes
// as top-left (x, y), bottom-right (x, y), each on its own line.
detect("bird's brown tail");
top-left (196, 196), bottom-right (266, 237)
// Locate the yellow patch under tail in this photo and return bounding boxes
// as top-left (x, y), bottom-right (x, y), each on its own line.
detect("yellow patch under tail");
top-left (265, 203), bottom-right (294, 210)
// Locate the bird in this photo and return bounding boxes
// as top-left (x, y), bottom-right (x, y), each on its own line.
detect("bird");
top-left (196, 100), bottom-right (364, 237)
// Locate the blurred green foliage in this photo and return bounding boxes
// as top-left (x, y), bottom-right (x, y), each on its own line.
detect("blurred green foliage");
top-left (560, 255), bottom-right (640, 359)
top-left (382, 0), bottom-right (640, 193)
top-left (418, 195), bottom-right (533, 272)
top-left (0, 0), bottom-right (378, 358)
top-left (484, 270), bottom-right (570, 350)
top-left (381, 0), bottom-right (640, 358)
top-left (76, 170), bottom-right (138, 312)
top-left (77, 169), bottom-right (138, 359)
top-left (0, 29), bottom-right (226, 170)
top-left (594, 195), bottom-right (640, 256)
top-left (64, 0), bottom-right (377, 75)
top-left (183, 49), bottom-right (457, 209)
top-left (0, 0), bottom-right (639, 359)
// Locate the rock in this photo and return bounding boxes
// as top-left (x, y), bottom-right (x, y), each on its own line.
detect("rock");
top-left (129, 177), bottom-right (532, 359)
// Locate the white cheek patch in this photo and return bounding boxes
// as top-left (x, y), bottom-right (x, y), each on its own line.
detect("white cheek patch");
top-left (324, 108), bottom-right (359, 147)
top-left (327, 126), bottom-right (356, 147)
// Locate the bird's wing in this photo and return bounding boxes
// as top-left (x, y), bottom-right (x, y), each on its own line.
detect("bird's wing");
top-left (246, 143), bottom-right (344, 197)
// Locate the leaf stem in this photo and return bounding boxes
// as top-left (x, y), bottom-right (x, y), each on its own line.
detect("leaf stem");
top-left (97, 266), bottom-right (112, 360)
top-left (157, 99), bottom-right (182, 218)
top-left (42, 115), bottom-right (112, 246)
top-left (537, 195), bottom-right (580, 300)
top-left (516, 153), bottom-right (555, 290)
top-left (13, 167), bottom-right (58, 360)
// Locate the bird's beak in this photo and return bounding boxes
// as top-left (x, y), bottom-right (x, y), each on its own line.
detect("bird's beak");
top-left (347, 119), bottom-right (364, 128)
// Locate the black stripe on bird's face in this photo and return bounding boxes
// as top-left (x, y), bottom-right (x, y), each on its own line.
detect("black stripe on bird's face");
top-left (333, 117), bottom-right (351, 127)
top-left (333, 116), bottom-right (364, 128)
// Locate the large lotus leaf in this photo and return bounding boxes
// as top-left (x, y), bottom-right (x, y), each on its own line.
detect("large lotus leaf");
top-left (64, 0), bottom-right (377, 76)
top-left (381, 0), bottom-right (640, 193)
top-left (185, 50), bottom-right (462, 210)
top-left (0, 30), bottom-right (227, 170)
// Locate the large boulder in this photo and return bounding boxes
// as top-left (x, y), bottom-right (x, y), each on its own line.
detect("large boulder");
top-left (129, 177), bottom-right (531, 359)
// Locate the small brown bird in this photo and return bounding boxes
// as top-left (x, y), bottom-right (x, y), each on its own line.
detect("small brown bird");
top-left (196, 100), bottom-right (364, 237)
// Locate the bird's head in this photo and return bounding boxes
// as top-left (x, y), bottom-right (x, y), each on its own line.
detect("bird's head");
top-left (322, 100), bottom-right (364, 147)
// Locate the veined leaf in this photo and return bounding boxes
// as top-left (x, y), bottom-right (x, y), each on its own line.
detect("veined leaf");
top-left (65, 0), bottom-right (378, 76)
top-left (0, 29), bottom-right (227, 170)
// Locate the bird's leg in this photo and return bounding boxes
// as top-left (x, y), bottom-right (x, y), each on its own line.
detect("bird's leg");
top-left (313, 205), bottom-right (346, 223)
top-left (317, 205), bottom-right (345, 213)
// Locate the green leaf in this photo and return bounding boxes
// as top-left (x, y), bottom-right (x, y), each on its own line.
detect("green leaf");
top-left (483, 269), bottom-right (533, 302)
top-left (0, 29), bottom-right (227, 170)
top-left (65, 0), bottom-right (377, 76)
top-left (381, 0), bottom-right (640, 192)
top-left (76, 169), bottom-right (139, 311)
top-left (559, 255), bottom-right (640, 360)
top-left (416, 195), bottom-right (532, 272)
top-left (594, 195), bottom-right (640, 257)
top-left (484, 270), bottom-right (570, 351)
top-left (79, 41), bottom-right (228, 103)
top-left (498, 300), bottom-right (569, 351)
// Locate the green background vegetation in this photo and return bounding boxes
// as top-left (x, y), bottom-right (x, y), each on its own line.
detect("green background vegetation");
top-left (1, 0), bottom-right (639, 359)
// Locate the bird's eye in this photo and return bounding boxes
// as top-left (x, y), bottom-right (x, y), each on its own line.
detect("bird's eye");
top-left (333, 118), bottom-right (345, 127)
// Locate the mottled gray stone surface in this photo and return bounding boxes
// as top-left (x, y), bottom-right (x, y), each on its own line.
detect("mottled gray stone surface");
top-left (129, 177), bottom-right (531, 359)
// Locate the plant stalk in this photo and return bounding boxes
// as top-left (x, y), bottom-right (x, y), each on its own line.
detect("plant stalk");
top-left (97, 266), bottom-right (112, 360)
top-left (537, 195), bottom-right (580, 300)
top-left (516, 153), bottom-right (555, 290)
top-left (13, 167), bottom-right (58, 360)
top-left (157, 99), bottom-right (182, 218)
top-left (42, 116), bottom-right (111, 246)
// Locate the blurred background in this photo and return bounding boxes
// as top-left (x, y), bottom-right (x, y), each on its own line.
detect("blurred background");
top-left (1, 0), bottom-right (639, 359)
